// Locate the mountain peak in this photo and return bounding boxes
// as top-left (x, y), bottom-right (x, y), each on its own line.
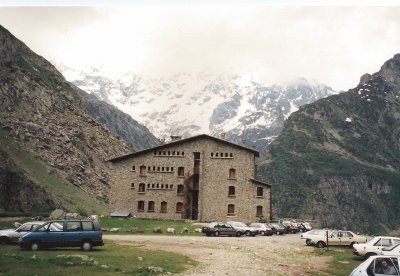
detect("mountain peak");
top-left (374, 53), bottom-right (400, 87)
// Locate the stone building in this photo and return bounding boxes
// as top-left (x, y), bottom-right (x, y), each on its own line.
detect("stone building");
top-left (108, 134), bottom-right (271, 223)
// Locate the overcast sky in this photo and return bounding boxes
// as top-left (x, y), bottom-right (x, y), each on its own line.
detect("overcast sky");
top-left (1, 3), bottom-right (400, 91)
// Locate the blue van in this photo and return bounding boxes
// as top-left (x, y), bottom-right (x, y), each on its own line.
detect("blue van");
top-left (19, 220), bottom-right (104, 251)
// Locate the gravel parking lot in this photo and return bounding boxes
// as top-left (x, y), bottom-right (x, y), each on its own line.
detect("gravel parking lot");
top-left (105, 234), bottom-right (331, 276)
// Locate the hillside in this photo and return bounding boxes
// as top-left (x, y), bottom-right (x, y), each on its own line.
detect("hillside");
top-left (0, 25), bottom-right (134, 214)
top-left (258, 54), bottom-right (400, 233)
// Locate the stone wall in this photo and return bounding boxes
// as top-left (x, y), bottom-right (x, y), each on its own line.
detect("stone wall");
top-left (109, 136), bottom-right (271, 223)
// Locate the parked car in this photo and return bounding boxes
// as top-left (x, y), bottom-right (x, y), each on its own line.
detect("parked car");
top-left (350, 255), bottom-right (400, 276)
top-left (380, 243), bottom-right (400, 257)
top-left (301, 229), bottom-right (332, 246)
top-left (201, 222), bottom-right (241, 237)
top-left (227, 221), bottom-right (258, 236)
top-left (0, 221), bottom-right (45, 244)
top-left (267, 223), bottom-right (286, 235)
top-left (248, 223), bottom-right (273, 236)
top-left (19, 220), bottom-right (103, 251)
top-left (299, 222), bottom-right (313, 233)
top-left (283, 223), bottom-right (301, 234)
top-left (308, 230), bottom-right (368, 248)
top-left (353, 236), bottom-right (400, 259)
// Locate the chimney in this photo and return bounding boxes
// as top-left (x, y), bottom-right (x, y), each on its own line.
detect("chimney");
top-left (170, 135), bottom-right (182, 142)
top-left (158, 138), bottom-right (165, 145)
top-left (241, 139), bottom-right (246, 146)
top-left (220, 133), bottom-right (226, 140)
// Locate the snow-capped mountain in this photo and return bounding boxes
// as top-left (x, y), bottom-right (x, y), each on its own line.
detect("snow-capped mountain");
top-left (57, 64), bottom-right (337, 151)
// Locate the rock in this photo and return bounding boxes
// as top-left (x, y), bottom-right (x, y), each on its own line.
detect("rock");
top-left (100, 265), bottom-right (109, 269)
top-left (181, 227), bottom-right (189, 234)
top-left (66, 212), bottom-right (80, 219)
top-left (194, 228), bottom-right (202, 233)
top-left (89, 215), bottom-right (99, 221)
top-left (148, 266), bottom-right (163, 274)
top-left (49, 209), bottom-right (66, 220)
top-left (14, 222), bottom-right (21, 228)
top-left (110, 228), bottom-right (120, 232)
top-left (137, 257), bottom-right (143, 261)
top-left (167, 228), bottom-right (175, 234)
top-left (153, 227), bottom-right (162, 233)
top-left (31, 255), bottom-right (36, 260)
top-left (130, 227), bottom-right (144, 233)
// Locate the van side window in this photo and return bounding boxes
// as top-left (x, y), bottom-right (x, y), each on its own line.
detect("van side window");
top-left (67, 221), bottom-right (81, 231)
top-left (82, 221), bottom-right (94, 231)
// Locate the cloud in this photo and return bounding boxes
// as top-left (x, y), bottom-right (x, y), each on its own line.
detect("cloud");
top-left (1, 6), bottom-right (399, 91)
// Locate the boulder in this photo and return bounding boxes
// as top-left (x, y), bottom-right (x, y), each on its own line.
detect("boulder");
top-left (181, 227), bottom-right (189, 234)
top-left (14, 222), bottom-right (21, 228)
top-left (167, 228), bottom-right (175, 234)
top-left (153, 227), bottom-right (162, 233)
top-left (49, 209), bottom-right (66, 220)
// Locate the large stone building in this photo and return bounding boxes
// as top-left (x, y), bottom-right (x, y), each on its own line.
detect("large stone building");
top-left (108, 134), bottom-right (271, 223)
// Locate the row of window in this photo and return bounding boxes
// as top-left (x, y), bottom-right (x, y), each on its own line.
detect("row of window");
top-left (134, 166), bottom-right (185, 177)
top-left (211, 152), bottom-right (234, 158)
top-left (228, 186), bottom-right (264, 197)
top-left (136, 201), bottom-right (264, 217)
top-left (153, 150), bottom-right (185, 156)
top-left (137, 201), bottom-right (184, 213)
top-left (134, 165), bottom-right (237, 179)
top-left (228, 204), bottom-right (264, 217)
top-left (136, 183), bottom-right (185, 194)
top-left (134, 183), bottom-right (263, 197)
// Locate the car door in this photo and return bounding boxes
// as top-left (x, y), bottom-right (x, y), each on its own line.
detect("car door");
top-left (339, 231), bottom-right (352, 246)
top-left (371, 257), bottom-right (400, 276)
top-left (43, 221), bottom-right (65, 247)
top-left (329, 231), bottom-right (340, 246)
top-left (64, 221), bottom-right (83, 246)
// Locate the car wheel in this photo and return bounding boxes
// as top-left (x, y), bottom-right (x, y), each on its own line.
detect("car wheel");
top-left (214, 231), bottom-right (219, 237)
top-left (306, 239), bottom-right (312, 246)
top-left (236, 232), bottom-right (242, 237)
top-left (316, 241), bottom-right (326, 248)
top-left (276, 231), bottom-right (281, 235)
top-left (245, 231), bottom-right (251, 237)
top-left (260, 231), bottom-right (265, 236)
top-left (30, 241), bottom-right (40, 251)
top-left (206, 233), bottom-right (211, 237)
top-left (0, 236), bottom-right (10, 245)
top-left (81, 241), bottom-right (92, 251)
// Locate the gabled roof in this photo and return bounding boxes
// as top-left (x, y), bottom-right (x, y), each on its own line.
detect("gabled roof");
top-left (108, 134), bottom-right (259, 163)
top-left (250, 178), bottom-right (271, 187)
top-left (110, 211), bottom-right (132, 217)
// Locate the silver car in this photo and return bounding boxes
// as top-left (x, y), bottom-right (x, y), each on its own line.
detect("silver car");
top-left (0, 221), bottom-right (45, 244)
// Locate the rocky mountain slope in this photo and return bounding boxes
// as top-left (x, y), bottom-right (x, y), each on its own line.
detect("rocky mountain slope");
top-left (0, 25), bottom-right (136, 213)
top-left (73, 85), bottom-right (158, 151)
top-left (58, 65), bottom-right (336, 151)
top-left (258, 54), bottom-right (400, 233)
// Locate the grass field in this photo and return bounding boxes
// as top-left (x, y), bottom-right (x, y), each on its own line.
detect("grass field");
top-left (0, 241), bottom-right (196, 275)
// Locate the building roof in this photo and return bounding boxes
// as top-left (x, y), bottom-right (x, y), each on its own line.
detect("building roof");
top-left (110, 211), bottom-right (132, 217)
top-left (108, 134), bottom-right (259, 163)
top-left (250, 178), bottom-right (271, 187)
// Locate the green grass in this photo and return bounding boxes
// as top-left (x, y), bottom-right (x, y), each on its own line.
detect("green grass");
top-left (0, 241), bottom-right (196, 275)
top-left (311, 247), bottom-right (363, 276)
top-left (100, 217), bottom-right (202, 235)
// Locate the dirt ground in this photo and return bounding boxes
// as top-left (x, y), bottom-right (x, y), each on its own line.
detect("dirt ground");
top-left (105, 234), bottom-right (332, 276)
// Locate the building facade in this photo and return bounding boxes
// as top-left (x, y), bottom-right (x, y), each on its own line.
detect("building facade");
top-left (109, 134), bottom-right (271, 223)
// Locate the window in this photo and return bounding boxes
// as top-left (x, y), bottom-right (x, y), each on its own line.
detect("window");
top-left (256, 206), bottom-right (263, 217)
top-left (178, 167), bottom-right (185, 177)
top-left (177, 184), bottom-right (184, 195)
top-left (67, 221), bottom-right (81, 231)
top-left (132, 165), bottom-right (136, 171)
top-left (227, 204), bottom-right (235, 215)
top-left (176, 202), bottom-right (183, 213)
top-left (257, 187), bottom-right (263, 197)
top-left (230, 153), bottom-right (233, 158)
top-left (147, 184), bottom-right (150, 188)
top-left (148, 201), bottom-right (155, 212)
top-left (138, 183), bottom-right (145, 193)
top-left (161, 201), bottom-right (167, 213)
top-left (138, 201), bottom-right (144, 212)
top-left (229, 168), bottom-right (236, 179)
top-left (82, 221), bottom-right (93, 231)
top-left (225, 153), bottom-right (228, 157)
top-left (228, 186), bottom-right (235, 196)
top-left (211, 152), bottom-right (214, 157)
top-left (130, 183), bottom-right (135, 189)
top-left (139, 165), bottom-right (147, 176)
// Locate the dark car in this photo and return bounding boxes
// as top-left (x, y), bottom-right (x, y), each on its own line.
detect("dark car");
top-left (19, 220), bottom-right (103, 251)
top-left (202, 222), bottom-right (242, 237)
top-left (267, 223), bottom-right (286, 235)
